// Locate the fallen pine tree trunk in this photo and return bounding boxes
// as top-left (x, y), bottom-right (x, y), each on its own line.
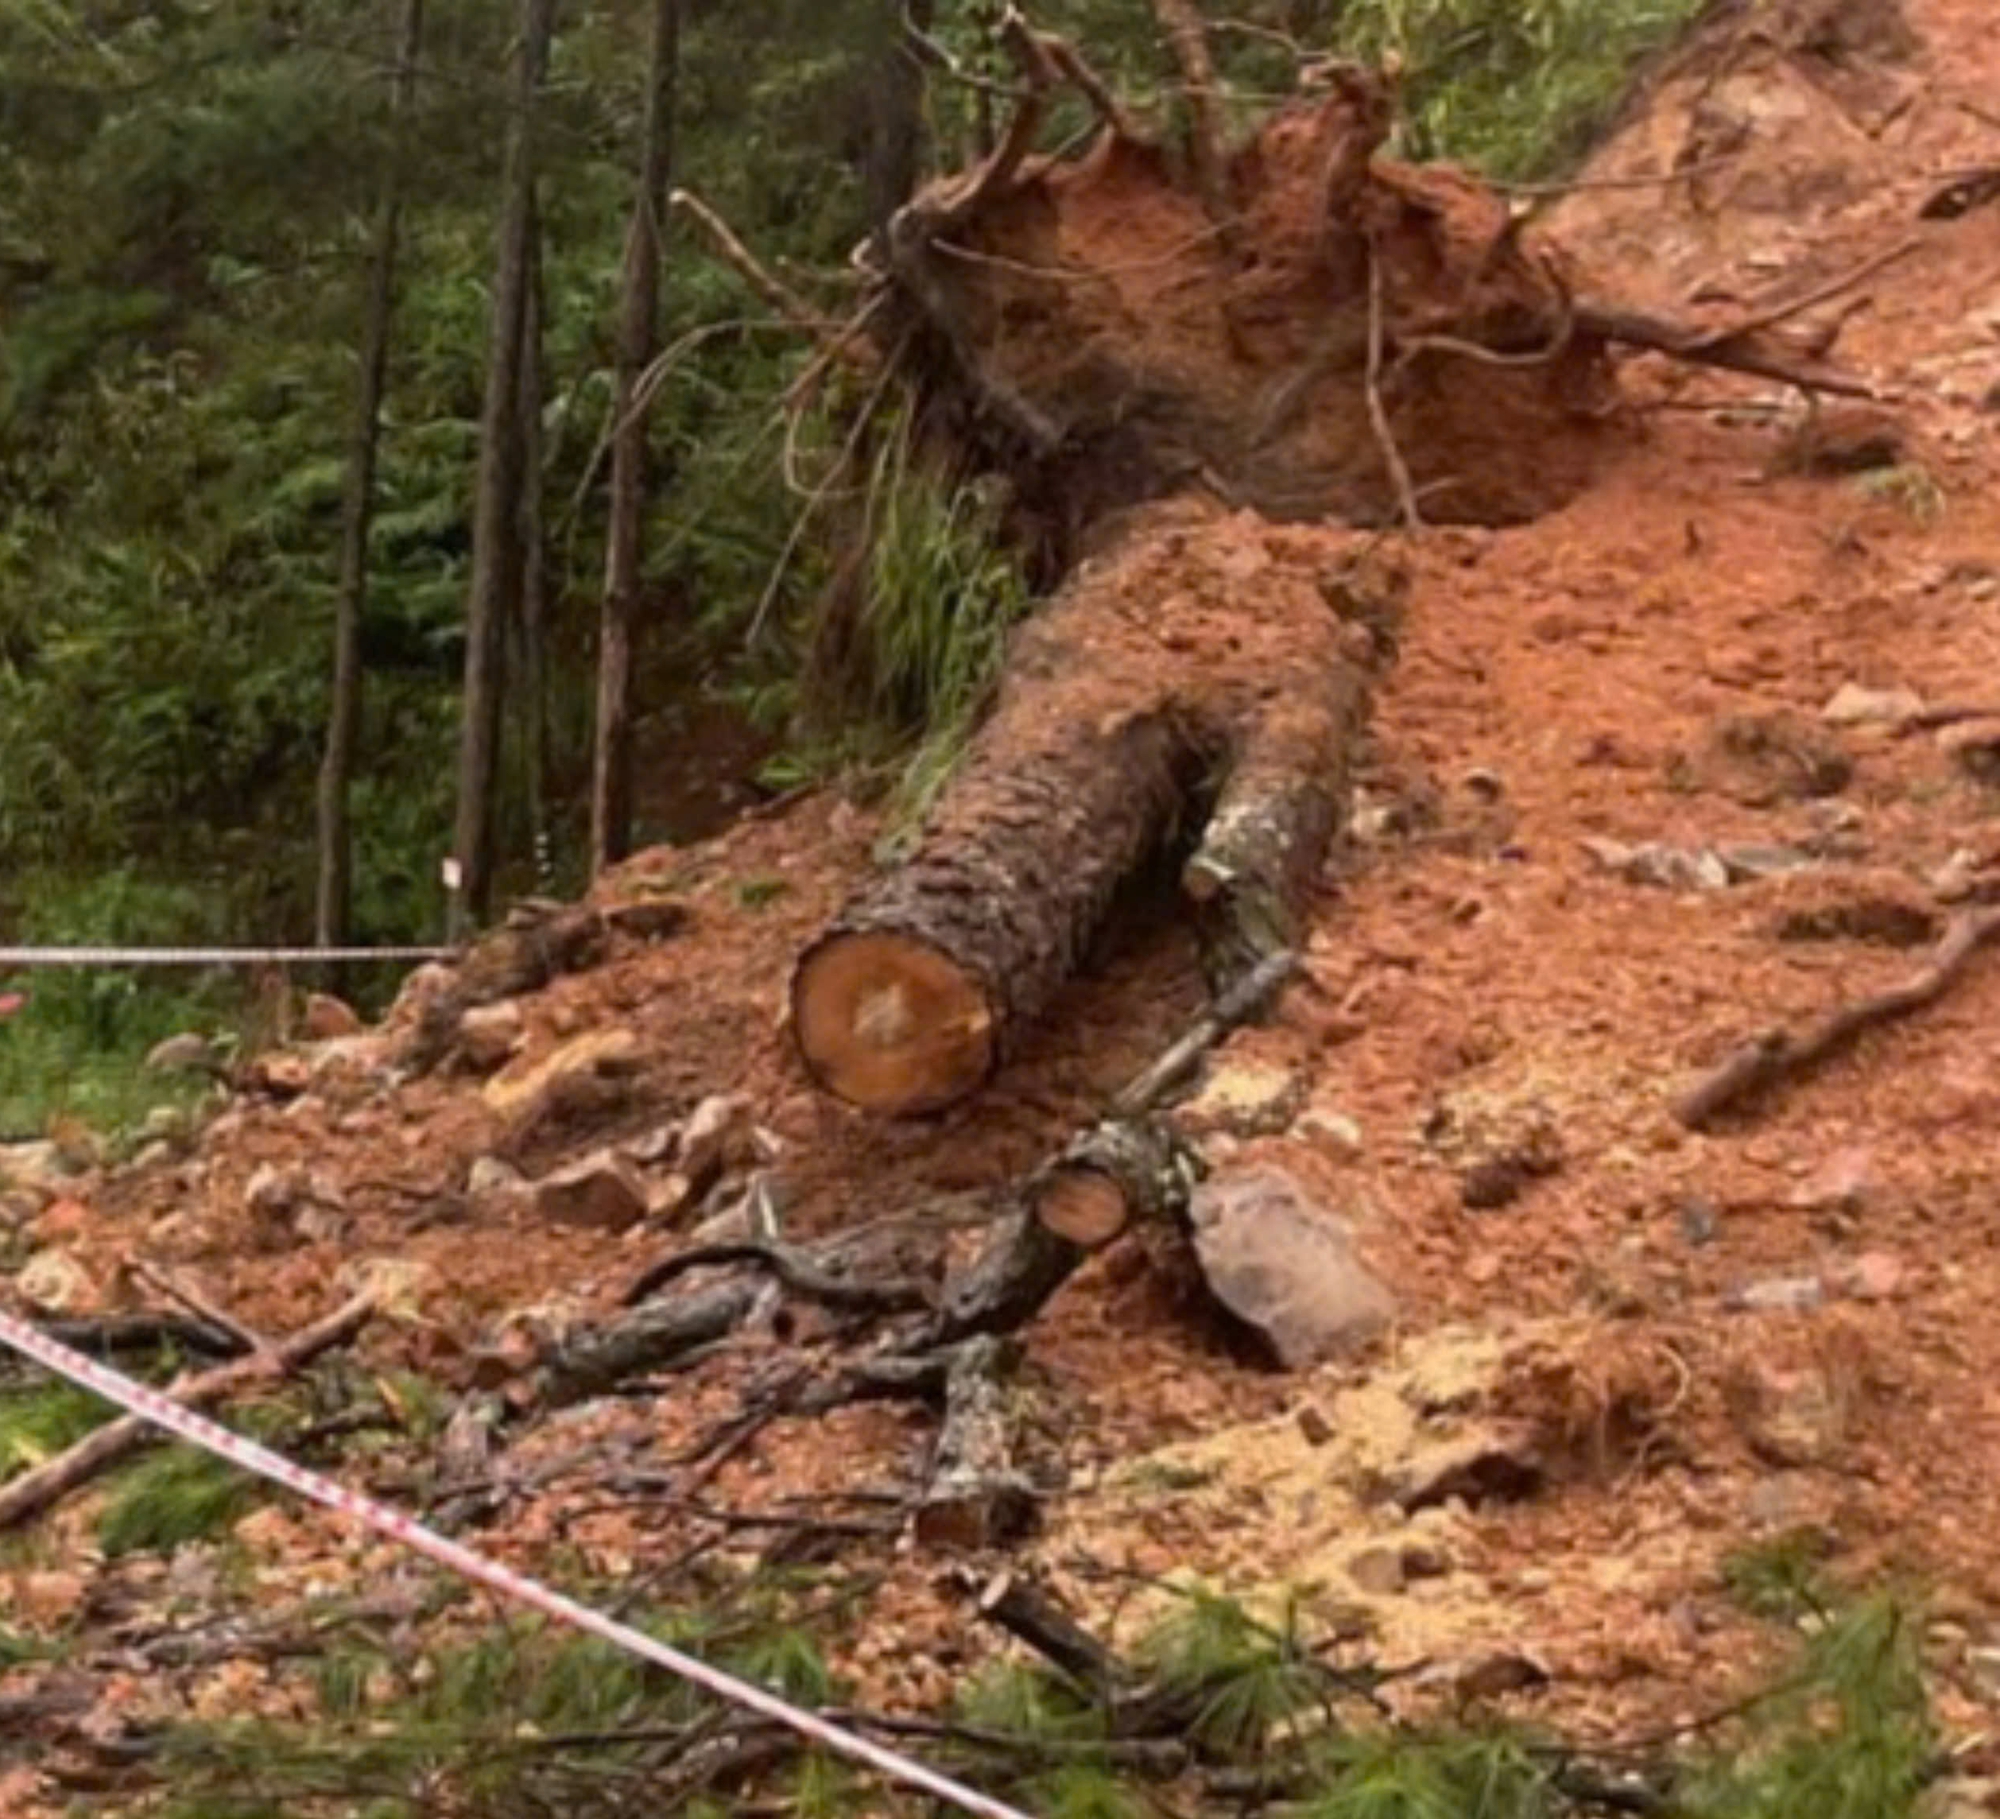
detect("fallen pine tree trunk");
top-left (792, 505), bottom-right (1382, 1114)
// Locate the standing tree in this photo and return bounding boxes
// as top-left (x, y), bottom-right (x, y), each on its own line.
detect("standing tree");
top-left (452, 0), bottom-right (556, 934)
top-left (315, 0), bottom-right (426, 949)
top-left (589, 0), bottom-right (682, 879)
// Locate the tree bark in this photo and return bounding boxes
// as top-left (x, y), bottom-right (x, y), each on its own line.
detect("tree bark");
top-left (590, 0), bottom-right (680, 879)
top-left (450, 0), bottom-right (554, 937)
top-left (315, 0), bottom-right (424, 950)
top-left (866, 0), bottom-right (931, 255)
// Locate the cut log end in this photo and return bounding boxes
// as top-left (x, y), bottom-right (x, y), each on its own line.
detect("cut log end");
top-left (791, 929), bottom-right (997, 1115)
top-left (1032, 1166), bottom-right (1132, 1249)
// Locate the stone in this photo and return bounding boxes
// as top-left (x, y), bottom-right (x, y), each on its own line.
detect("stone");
top-left (1939, 719), bottom-right (2000, 785)
top-left (1832, 1250), bottom-right (1905, 1301)
top-left (457, 1001), bottom-right (526, 1074)
top-left (1187, 1164), bottom-right (1393, 1368)
top-left (0, 1139), bottom-right (70, 1200)
top-left (483, 1028), bottom-right (643, 1123)
top-left (677, 1093), bottom-right (758, 1194)
top-left (1789, 1145), bottom-right (1874, 1213)
top-left (466, 1154), bottom-right (530, 1218)
top-left (1296, 1107), bottom-right (1363, 1158)
top-left (529, 1150), bottom-right (650, 1233)
top-left (1731, 1362), bottom-right (1843, 1468)
top-left (1726, 1274), bottom-right (1825, 1313)
top-left (1380, 1430), bottom-right (1544, 1514)
top-left (301, 992), bottom-right (364, 1040)
top-left (1346, 1544), bottom-right (1406, 1596)
top-left (1821, 681), bottom-right (1924, 726)
top-left (1295, 1402), bottom-right (1335, 1447)
top-left (16, 1249), bottom-right (92, 1312)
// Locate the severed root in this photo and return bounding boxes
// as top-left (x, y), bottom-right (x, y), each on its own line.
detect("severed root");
top-left (0, 1292), bottom-right (377, 1530)
top-left (912, 1335), bottom-right (1039, 1550)
top-left (1573, 296), bottom-right (1878, 398)
top-left (1675, 905), bottom-right (2000, 1128)
top-left (1149, 0), bottom-right (1236, 237)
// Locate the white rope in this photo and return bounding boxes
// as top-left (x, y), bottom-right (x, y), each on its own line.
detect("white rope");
top-left (0, 1309), bottom-right (1035, 1819)
top-left (0, 945), bottom-right (456, 968)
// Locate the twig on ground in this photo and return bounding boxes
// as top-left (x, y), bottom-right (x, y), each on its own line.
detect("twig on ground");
top-left (1675, 905), bottom-right (2000, 1128)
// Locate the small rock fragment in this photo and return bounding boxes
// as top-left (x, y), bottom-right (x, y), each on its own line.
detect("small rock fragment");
top-left (1830, 1250), bottom-right (1905, 1301)
top-left (483, 1028), bottom-right (643, 1126)
top-left (1381, 1429), bottom-right (1544, 1514)
top-left (1726, 1274), bottom-right (1825, 1313)
top-left (530, 1150), bottom-right (650, 1233)
top-left (1296, 1107), bottom-right (1363, 1158)
top-left (1821, 681), bottom-right (1924, 726)
top-left (677, 1093), bottom-right (757, 1194)
top-left (1346, 1545), bottom-right (1406, 1596)
top-left (457, 1002), bottom-right (526, 1074)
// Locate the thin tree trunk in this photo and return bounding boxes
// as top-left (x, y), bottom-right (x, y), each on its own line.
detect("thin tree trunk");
top-left (867, 0), bottom-right (930, 248)
top-left (315, 0), bottom-right (424, 950)
top-left (516, 192), bottom-right (552, 891)
top-left (590, 0), bottom-right (680, 878)
top-left (451, 0), bottom-right (554, 936)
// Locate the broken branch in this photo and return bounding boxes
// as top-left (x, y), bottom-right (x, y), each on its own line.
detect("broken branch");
top-left (0, 1291), bottom-right (377, 1530)
top-left (670, 189), bottom-right (829, 331)
top-left (1675, 905), bottom-right (2000, 1128)
top-left (1150, 0), bottom-right (1235, 235)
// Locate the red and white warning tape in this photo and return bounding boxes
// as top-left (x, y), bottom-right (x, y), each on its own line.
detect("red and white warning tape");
top-left (0, 945), bottom-right (456, 968)
top-left (0, 1308), bottom-right (1034, 1819)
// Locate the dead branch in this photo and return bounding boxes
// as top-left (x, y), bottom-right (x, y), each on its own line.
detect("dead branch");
top-left (1675, 905), bottom-right (2000, 1129)
top-left (1111, 950), bottom-right (1297, 1116)
top-left (975, 1569), bottom-right (1129, 1697)
top-left (669, 189), bottom-right (827, 330)
top-left (1150, 0), bottom-right (1235, 235)
top-left (1040, 34), bottom-right (1136, 140)
top-left (125, 1261), bottom-right (267, 1355)
top-left (0, 1291), bottom-right (377, 1530)
top-left (912, 1335), bottom-right (1039, 1550)
top-left (619, 1239), bottom-right (933, 1318)
top-left (33, 1311), bottom-right (247, 1365)
top-left (1573, 296), bottom-right (1877, 397)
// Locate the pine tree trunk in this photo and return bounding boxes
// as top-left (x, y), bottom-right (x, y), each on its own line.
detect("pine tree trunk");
top-left (515, 195), bottom-right (551, 890)
top-left (451, 0), bottom-right (554, 936)
top-left (315, 0), bottom-right (424, 950)
top-left (590, 0), bottom-right (680, 879)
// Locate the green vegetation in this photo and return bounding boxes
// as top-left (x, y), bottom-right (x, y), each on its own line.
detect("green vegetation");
top-left (97, 1442), bottom-right (268, 1558)
top-left (134, 1565), bottom-right (1942, 1819)
top-left (0, 1377), bottom-right (116, 1476)
top-left (0, 0), bottom-right (1703, 1132)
